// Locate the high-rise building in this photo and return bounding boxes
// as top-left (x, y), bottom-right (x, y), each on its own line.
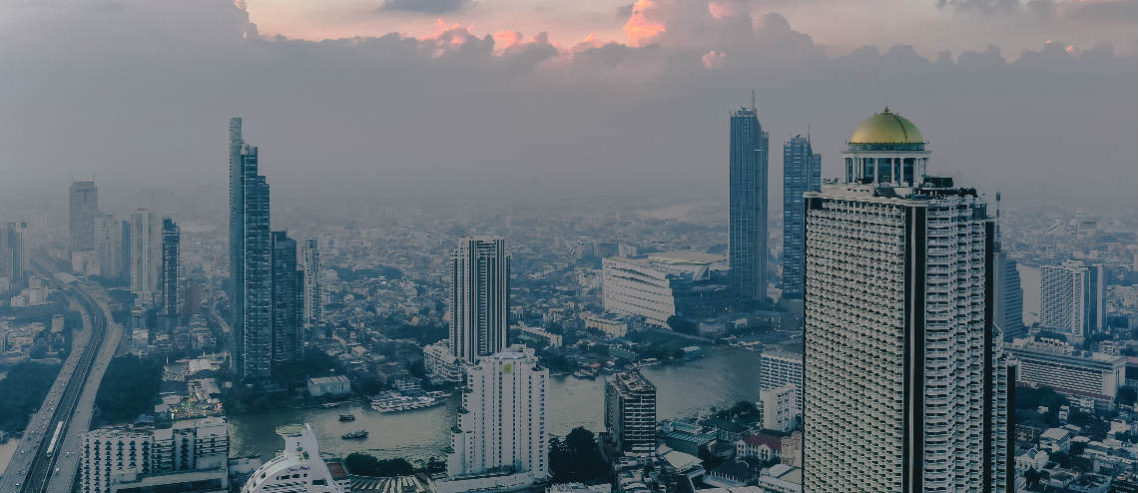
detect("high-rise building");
top-left (302, 237), bottom-right (322, 328)
top-left (69, 180), bottom-right (99, 253)
top-left (80, 417), bottom-right (230, 493)
top-left (130, 210), bottom-right (156, 302)
top-left (160, 217), bottom-right (181, 321)
top-left (229, 118), bottom-right (273, 380)
top-left (758, 384), bottom-right (800, 433)
top-left (605, 369), bottom-right (657, 455)
top-left (441, 346), bottom-right (548, 493)
top-left (759, 349), bottom-right (804, 411)
top-left (993, 194), bottom-right (1026, 340)
top-left (0, 222), bottom-right (27, 287)
top-left (120, 219), bottom-right (132, 284)
top-left (729, 101), bottom-right (769, 305)
top-left (802, 109), bottom-right (1011, 492)
top-left (449, 236), bottom-right (509, 364)
top-left (1041, 260), bottom-right (1105, 345)
top-left (781, 135), bottom-right (821, 301)
top-left (241, 424), bottom-right (346, 493)
top-left (94, 215), bottom-right (124, 280)
top-left (271, 231), bottom-right (301, 363)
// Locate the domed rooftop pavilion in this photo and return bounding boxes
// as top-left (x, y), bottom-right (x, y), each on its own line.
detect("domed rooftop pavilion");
top-left (844, 108), bottom-right (930, 186)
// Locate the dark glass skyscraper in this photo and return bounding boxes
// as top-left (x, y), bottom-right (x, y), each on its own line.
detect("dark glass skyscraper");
top-left (271, 231), bottom-right (302, 363)
top-left (729, 105), bottom-right (769, 304)
top-left (159, 217), bottom-right (181, 322)
top-left (781, 135), bottom-right (821, 301)
top-left (450, 236), bottom-right (510, 364)
top-left (229, 118), bottom-right (273, 380)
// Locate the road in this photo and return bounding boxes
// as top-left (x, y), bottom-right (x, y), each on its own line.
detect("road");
top-left (0, 262), bottom-right (120, 493)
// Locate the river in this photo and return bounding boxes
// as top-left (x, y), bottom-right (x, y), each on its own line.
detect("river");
top-left (228, 346), bottom-right (763, 461)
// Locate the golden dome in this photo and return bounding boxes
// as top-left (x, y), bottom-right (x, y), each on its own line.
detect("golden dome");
top-left (848, 108), bottom-right (924, 145)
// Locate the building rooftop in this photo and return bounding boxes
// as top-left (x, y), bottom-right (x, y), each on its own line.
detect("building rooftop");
top-left (848, 108), bottom-right (924, 146)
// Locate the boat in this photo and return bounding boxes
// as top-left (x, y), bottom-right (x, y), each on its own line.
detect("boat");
top-left (338, 414), bottom-right (355, 422)
top-left (321, 402), bottom-right (341, 409)
top-left (572, 368), bottom-right (597, 380)
top-left (370, 392), bottom-right (447, 413)
top-left (341, 430), bottom-right (368, 439)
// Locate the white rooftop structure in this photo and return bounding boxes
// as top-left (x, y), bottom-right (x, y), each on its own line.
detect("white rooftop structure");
top-left (241, 424), bottom-right (344, 493)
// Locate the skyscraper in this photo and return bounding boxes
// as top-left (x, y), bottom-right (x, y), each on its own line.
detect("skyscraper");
top-left (159, 217), bottom-right (181, 322)
top-left (802, 109), bottom-right (1011, 492)
top-left (94, 215), bottom-right (124, 279)
top-left (780, 134), bottom-right (820, 302)
top-left (605, 369), bottom-right (657, 454)
top-left (441, 346), bottom-right (548, 493)
top-left (1041, 260), bottom-right (1104, 345)
top-left (302, 237), bottom-right (322, 328)
top-left (993, 194), bottom-right (1026, 340)
top-left (0, 222), bottom-right (26, 287)
top-left (271, 231), bottom-right (301, 363)
top-left (70, 180), bottom-right (99, 272)
top-left (729, 102), bottom-right (769, 305)
top-left (130, 210), bottom-right (156, 302)
top-left (449, 236), bottom-right (509, 364)
top-left (229, 118), bottom-right (273, 380)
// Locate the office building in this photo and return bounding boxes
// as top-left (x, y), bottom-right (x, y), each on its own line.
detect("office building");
top-left (1041, 260), bottom-right (1105, 345)
top-left (80, 417), bottom-right (230, 493)
top-left (781, 135), bottom-right (821, 301)
top-left (241, 424), bottom-right (345, 493)
top-left (758, 384), bottom-right (800, 433)
top-left (0, 223), bottom-right (27, 288)
top-left (441, 346), bottom-right (548, 493)
top-left (1007, 337), bottom-right (1124, 403)
top-left (602, 251), bottom-right (728, 328)
top-left (302, 237), bottom-right (322, 328)
top-left (130, 210), bottom-right (156, 302)
top-left (729, 102), bottom-right (769, 304)
top-left (160, 217), bottom-right (181, 322)
top-left (449, 236), bottom-right (509, 364)
top-left (605, 369), bottom-right (658, 454)
top-left (271, 231), bottom-right (302, 363)
top-left (802, 109), bottom-right (1011, 492)
top-left (759, 349), bottom-right (803, 411)
top-left (992, 195), bottom-right (1025, 340)
top-left (229, 118), bottom-right (273, 380)
top-left (94, 215), bottom-right (124, 280)
top-left (70, 180), bottom-right (99, 253)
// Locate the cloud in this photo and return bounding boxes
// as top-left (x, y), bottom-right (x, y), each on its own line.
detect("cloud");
top-left (379, 0), bottom-right (473, 14)
top-left (622, 0), bottom-right (666, 46)
top-left (1059, 0), bottom-right (1138, 22)
top-left (937, 0), bottom-right (1022, 12)
top-left (0, 0), bottom-right (1133, 214)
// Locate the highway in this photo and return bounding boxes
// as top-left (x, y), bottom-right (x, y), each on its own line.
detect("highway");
top-left (0, 261), bottom-right (112, 493)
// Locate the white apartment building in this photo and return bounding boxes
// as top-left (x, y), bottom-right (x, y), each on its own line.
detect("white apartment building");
top-left (423, 340), bottom-right (464, 383)
top-left (601, 251), bottom-right (725, 328)
top-left (241, 424), bottom-right (344, 493)
top-left (130, 209), bottom-right (156, 302)
top-left (1041, 260), bottom-right (1105, 344)
top-left (759, 349), bottom-right (803, 411)
top-left (802, 109), bottom-right (1011, 492)
top-left (441, 345), bottom-right (548, 493)
top-left (758, 384), bottom-right (799, 433)
top-left (1007, 337), bottom-right (1124, 403)
top-left (80, 417), bottom-right (229, 493)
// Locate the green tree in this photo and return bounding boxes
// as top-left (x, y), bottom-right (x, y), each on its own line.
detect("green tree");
top-left (549, 427), bottom-right (610, 483)
top-left (344, 453), bottom-right (414, 477)
top-left (1117, 386), bottom-right (1137, 407)
top-left (94, 355), bottom-right (163, 424)
top-left (0, 362), bottom-right (62, 433)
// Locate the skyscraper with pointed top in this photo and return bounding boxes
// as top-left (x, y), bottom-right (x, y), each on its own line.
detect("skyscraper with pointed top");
top-left (729, 98), bottom-right (769, 305)
top-left (229, 118), bottom-right (272, 380)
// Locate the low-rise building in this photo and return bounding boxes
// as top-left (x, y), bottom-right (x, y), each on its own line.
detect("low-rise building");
top-left (1008, 338), bottom-right (1125, 404)
top-left (735, 433), bottom-right (781, 462)
top-left (1040, 427), bottom-right (1073, 453)
top-left (423, 341), bottom-right (464, 384)
top-left (241, 424), bottom-right (345, 493)
top-left (758, 384), bottom-right (799, 433)
top-left (307, 375), bottom-right (351, 398)
top-left (602, 252), bottom-right (728, 328)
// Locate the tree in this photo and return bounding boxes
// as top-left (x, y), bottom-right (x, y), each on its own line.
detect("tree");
top-left (95, 355), bottom-right (163, 424)
top-left (666, 316), bottom-right (698, 335)
top-left (549, 427), bottom-right (609, 483)
top-left (344, 453), bottom-right (414, 477)
top-left (1117, 386), bottom-right (1137, 407)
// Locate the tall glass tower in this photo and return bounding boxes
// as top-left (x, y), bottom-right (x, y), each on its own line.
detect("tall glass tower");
top-left (271, 231), bottom-right (301, 363)
top-left (449, 236), bottom-right (510, 364)
top-left (229, 118), bottom-right (272, 380)
top-left (302, 238), bottom-right (322, 328)
top-left (781, 135), bottom-right (820, 301)
top-left (159, 217), bottom-right (181, 322)
top-left (729, 103), bottom-right (769, 305)
top-left (802, 109), bottom-right (1012, 492)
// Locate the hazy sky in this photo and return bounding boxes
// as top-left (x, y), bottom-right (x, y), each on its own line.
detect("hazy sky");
top-left (1, 0), bottom-right (1135, 218)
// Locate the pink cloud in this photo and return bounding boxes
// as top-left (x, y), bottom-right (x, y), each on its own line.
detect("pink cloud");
top-left (701, 49), bottom-right (726, 68)
top-left (493, 30), bottom-right (522, 54)
top-left (623, 0), bottom-right (666, 47)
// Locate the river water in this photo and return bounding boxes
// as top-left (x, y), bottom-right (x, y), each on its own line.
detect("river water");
top-left (228, 346), bottom-right (763, 461)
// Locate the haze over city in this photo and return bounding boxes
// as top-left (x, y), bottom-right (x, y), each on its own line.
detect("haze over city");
top-left (1, 2), bottom-right (1137, 493)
